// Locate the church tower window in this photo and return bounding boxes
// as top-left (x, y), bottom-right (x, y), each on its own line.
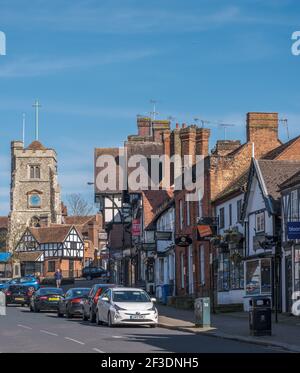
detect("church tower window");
top-left (29, 165), bottom-right (41, 179)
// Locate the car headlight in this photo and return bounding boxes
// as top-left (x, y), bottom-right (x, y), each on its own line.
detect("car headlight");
top-left (114, 304), bottom-right (126, 311)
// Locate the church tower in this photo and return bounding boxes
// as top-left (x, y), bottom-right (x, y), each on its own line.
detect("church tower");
top-left (8, 139), bottom-right (62, 251)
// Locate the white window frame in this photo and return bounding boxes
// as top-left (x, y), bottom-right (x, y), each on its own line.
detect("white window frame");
top-left (256, 211), bottom-right (265, 233)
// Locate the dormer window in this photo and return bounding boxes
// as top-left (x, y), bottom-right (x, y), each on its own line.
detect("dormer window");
top-left (29, 165), bottom-right (41, 179)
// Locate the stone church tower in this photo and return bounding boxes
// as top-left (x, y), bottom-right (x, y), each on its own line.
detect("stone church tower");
top-left (8, 140), bottom-right (62, 251)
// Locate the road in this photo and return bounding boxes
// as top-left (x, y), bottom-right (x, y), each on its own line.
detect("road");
top-left (0, 304), bottom-right (283, 353)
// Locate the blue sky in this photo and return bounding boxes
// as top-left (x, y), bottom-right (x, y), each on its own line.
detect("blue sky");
top-left (0, 0), bottom-right (300, 214)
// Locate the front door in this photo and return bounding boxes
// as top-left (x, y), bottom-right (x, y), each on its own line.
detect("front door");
top-left (285, 255), bottom-right (293, 312)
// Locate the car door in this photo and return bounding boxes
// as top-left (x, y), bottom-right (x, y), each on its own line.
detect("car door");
top-left (98, 289), bottom-right (109, 321)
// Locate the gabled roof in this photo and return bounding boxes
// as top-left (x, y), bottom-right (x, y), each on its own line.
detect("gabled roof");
top-left (29, 225), bottom-right (81, 244)
top-left (27, 141), bottom-right (47, 151)
top-left (243, 159), bottom-right (300, 217)
top-left (262, 136), bottom-right (300, 160)
top-left (142, 189), bottom-right (174, 229)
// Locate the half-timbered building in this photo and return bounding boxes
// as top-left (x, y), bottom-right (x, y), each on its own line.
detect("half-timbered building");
top-left (16, 225), bottom-right (84, 277)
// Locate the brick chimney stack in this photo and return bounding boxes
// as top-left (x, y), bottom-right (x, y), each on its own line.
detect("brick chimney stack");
top-left (196, 128), bottom-right (211, 156)
top-left (137, 117), bottom-right (151, 137)
top-left (246, 112), bottom-right (280, 156)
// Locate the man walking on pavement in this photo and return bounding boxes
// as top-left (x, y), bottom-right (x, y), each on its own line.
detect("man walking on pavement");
top-left (54, 268), bottom-right (62, 288)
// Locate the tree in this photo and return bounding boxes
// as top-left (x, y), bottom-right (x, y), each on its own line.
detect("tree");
top-left (66, 194), bottom-right (94, 216)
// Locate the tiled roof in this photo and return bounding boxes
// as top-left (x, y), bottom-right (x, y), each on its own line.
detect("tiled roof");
top-left (278, 170), bottom-right (300, 190)
top-left (16, 251), bottom-right (43, 262)
top-left (27, 141), bottom-right (47, 150)
top-left (262, 136), bottom-right (300, 160)
top-left (29, 225), bottom-right (77, 243)
top-left (142, 189), bottom-right (174, 229)
top-left (257, 160), bottom-right (300, 207)
top-left (64, 216), bottom-right (95, 226)
top-left (0, 216), bottom-right (8, 229)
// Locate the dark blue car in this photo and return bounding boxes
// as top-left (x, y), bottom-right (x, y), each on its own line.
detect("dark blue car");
top-left (0, 276), bottom-right (40, 291)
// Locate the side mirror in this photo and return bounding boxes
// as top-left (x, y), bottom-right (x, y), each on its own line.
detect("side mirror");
top-left (151, 298), bottom-right (157, 303)
top-left (101, 297), bottom-right (109, 302)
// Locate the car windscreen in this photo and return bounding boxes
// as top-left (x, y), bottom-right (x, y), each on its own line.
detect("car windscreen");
top-left (20, 277), bottom-right (35, 283)
top-left (112, 290), bottom-right (151, 303)
top-left (71, 289), bottom-right (90, 297)
top-left (39, 288), bottom-right (63, 295)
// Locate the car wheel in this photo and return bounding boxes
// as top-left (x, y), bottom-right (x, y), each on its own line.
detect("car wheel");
top-left (66, 309), bottom-right (72, 319)
top-left (150, 324), bottom-right (157, 328)
top-left (96, 311), bottom-right (103, 326)
top-left (108, 312), bottom-right (115, 327)
top-left (57, 309), bottom-right (64, 317)
top-left (34, 304), bottom-right (40, 313)
top-left (89, 309), bottom-right (96, 323)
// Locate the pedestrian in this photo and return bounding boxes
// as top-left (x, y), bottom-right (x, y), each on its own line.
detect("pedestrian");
top-left (54, 268), bottom-right (62, 288)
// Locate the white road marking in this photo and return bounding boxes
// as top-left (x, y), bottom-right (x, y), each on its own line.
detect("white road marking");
top-left (112, 335), bottom-right (123, 339)
top-left (40, 330), bottom-right (58, 336)
top-left (17, 324), bottom-right (32, 330)
top-left (64, 337), bottom-right (85, 345)
top-left (93, 348), bottom-right (105, 353)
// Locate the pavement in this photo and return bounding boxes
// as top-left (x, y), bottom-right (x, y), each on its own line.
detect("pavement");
top-left (0, 305), bottom-right (282, 353)
top-left (157, 304), bottom-right (300, 353)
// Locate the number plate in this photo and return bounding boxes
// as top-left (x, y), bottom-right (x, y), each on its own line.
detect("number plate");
top-left (48, 297), bottom-right (59, 301)
top-left (15, 297), bottom-right (24, 301)
top-left (130, 315), bottom-right (145, 320)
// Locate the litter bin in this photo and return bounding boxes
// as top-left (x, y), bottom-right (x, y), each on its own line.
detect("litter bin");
top-left (195, 297), bottom-right (211, 327)
top-left (249, 297), bottom-right (271, 336)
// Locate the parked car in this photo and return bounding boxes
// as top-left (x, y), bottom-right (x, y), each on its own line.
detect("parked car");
top-left (0, 276), bottom-right (40, 291)
top-left (82, 266), bottom-right (109, 281)
top-left (5, 284), bottom-right (34, 306)
top-left (96, 287), bottom-right (158, 327)
top-left (57, 287), bottom-right (90, 318)
top-left (82, 283), bottom-right (116, 322)
top-left (30, 287), bottom-right (64, 312)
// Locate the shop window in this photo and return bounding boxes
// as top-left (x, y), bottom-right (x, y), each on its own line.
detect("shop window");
top-left (291, 190), bottom-right (299, 221)
top-left (245, 258), bottom-right (271, 296)
top-left (218, 252), bottom-right (244, 291)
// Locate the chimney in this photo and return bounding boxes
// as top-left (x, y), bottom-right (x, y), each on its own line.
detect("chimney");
top-left (137, 117), bottom-right (151, 137)
top-left (246, 112), bottom-right (279, 144)
top-left (180, 126), bottom-right (196, 161)
top-left (152, 120), bottom-right (171, 142)
top-left (196, 128), bottom-right (211, 156)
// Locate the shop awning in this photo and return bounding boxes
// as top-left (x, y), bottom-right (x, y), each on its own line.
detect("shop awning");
top-left (197, 225), bottom-right (212, 238)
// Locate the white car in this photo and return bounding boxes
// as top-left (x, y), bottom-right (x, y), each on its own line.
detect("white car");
top-left (96, 287), bottom-right (158, 327)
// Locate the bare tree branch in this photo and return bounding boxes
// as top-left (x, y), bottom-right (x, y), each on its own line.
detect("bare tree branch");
top-left (66, 194), bottom-right (94, 216)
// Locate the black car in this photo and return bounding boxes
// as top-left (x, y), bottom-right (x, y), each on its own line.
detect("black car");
top-left (57, 287), bottom-right (90, 318)
top-left (82, 267), bottom-right (109, 281)
top-left (5, 284), bottom-right (34, 306)
top-left (82, 284), bottom-right (116, 322)
top-left (30, 287), bottom-right (64, 312)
